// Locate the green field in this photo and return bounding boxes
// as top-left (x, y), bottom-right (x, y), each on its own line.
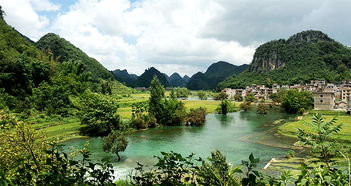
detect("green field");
top-left (278, 110), bottom-right (351, 142)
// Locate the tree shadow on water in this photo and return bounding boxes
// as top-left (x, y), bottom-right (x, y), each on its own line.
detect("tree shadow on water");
top-left (214, 114), bottom-right (234, 127)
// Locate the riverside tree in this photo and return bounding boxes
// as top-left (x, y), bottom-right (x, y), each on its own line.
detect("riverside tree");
top-left (103, 131), bottom-right (128, 161)
top-left (149, 76), bottom-right (165, 122)
top-left (75, 91), bottom-right (121, 136)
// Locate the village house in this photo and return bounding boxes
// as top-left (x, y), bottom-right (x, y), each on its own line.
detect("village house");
top-left (222, 80), bottom-right (351, 113)
top-left (312, 91), bottom-right (335, 110)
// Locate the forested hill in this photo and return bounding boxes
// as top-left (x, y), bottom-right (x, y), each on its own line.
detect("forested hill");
top-left (0, 11), bottom-right (52, 98)
top-left (219, 30), bottom-right (351, 88)
top-left (187, 61), bottom-right (249, 90)
top-left (36, 33), bottom-right (113, 80)
top-left (0, 10), bottom-right (131, 114)
top-left (136, 67), bottom-right (170, 87)
top-left (111, 69), bottom-right (138, 87)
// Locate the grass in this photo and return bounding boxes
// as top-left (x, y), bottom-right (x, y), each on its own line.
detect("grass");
top-left (278, 110), bottom-right (351, 142)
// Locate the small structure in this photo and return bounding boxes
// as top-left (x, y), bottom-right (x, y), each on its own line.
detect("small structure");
top-left (313, 91), bottom-right (335, 110)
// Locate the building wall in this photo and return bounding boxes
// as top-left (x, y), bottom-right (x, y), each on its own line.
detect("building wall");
top-left (313, 93), bottom-right (335, 110)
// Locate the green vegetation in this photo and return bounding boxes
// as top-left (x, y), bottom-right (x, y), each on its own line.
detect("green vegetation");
top-left (219, 30), bottom-right (351, 88)
top-left (279, 89), bottom-right (313, 114)
top-left (239, 102), bottom-right (251, 112)
top-left (74, 91), bottom-right (121, 136)
top-left (279, 112), bottom-right (351, 142)
top-left (216, 100), bottom-right (238, 115)
top-left (0, 112), bottom-right (115, 185)
top-left (103, 131), bottom-right (128, 161)
top-left (245, 93), bottom-right (257, 102)
top-left (256, 103), bottom-right (269, 114)
top-left (173, 87), bottom-right (191, 98)
top-left (187, 61), bottom-right (248, 90)
top-left (213, 91), bottom-right (228, 100)
top-left (197, 91), bottom-right (208, 100)
top-left (136, 67), bottom-right (169, 87)
top-left (184, 107), bottom-right (207, 126)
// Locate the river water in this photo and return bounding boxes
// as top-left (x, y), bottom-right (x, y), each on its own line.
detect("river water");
top-left (63, 111), bottom-right (296, 179)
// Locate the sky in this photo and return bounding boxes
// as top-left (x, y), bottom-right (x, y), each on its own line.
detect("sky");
top-left (1, 0), bottom-right (351, 76)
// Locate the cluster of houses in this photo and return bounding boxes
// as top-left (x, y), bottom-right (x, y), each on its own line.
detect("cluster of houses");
top-left (222, 80), bottom-right (351, 112)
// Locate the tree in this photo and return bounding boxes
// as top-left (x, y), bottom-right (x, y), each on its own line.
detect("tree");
top-left (213, 92), bottom-right (228, 100)
top-left (256, 103), bottom-right (269, 114)
top-left (218, 100), bottom-right (229, 115)
top-left (148, 76), bottom-right (165, 122)
top-left (197, 91), bottom-right (208, 100)
top-left (245, 93), bottom-right (257, 103)
top-left (174, 87), bottom-right (190, 98)
top-left (297, 114), bottom-right (342, 167)
top-left (103, 131), bottom-right (128, 161)
top-left (234, 94), bottom-right (243, 102)
top-left (76, 91), bottom-right (121, 136)
top-left (281, 89), bottom-right (313, 114)
top-left (185, 107), bottom-right (207, 126)
top-left (240, 102), bottom-right (251, 112)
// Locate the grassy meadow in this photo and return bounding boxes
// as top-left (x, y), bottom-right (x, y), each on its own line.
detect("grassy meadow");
top-left (278, 110), bottom-right (351, 142)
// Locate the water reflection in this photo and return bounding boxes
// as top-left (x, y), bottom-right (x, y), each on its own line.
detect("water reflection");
top-left (214, 114), bottom-right (234, 127)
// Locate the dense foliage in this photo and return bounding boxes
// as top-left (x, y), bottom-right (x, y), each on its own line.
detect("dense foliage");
top-left (187, 61), bottom-right (248, 90)
top-left (219, 30), bottom-right (351, 88)
top-left (148, 76), bottom-right (186, 125)
top-left (111, 69), bottom-right (138, 87)
top-left (103, 130), bottom-right (129, 161)
top-left (184, 107), bottom-right (207, 126)
top-left (0, 111), bottom-right (115, 185)
top-left (75, 91), bottom-right (121, 136)
top-left (273, 89), bottom-right (313, 114)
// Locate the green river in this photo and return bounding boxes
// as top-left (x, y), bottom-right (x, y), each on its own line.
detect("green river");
top-left (63, 111), bottom-right (296, 179)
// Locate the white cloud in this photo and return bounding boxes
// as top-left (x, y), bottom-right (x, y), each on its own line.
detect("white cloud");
top-left (0, 0), bottom-right (59, 40)
top-left (49, 0), bottom-right (255, 76)
top-left (2, 0), bottom-right (350, 76)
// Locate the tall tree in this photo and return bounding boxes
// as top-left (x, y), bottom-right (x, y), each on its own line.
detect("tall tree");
top-left (148, 76), bottom-right (165, 121)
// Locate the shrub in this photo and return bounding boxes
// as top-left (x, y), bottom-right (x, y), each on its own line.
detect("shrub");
top-left (213, 92), bottom-right (228, 100)
top-left (76, 91), bottom-right (121, 136)
top-left (197, 91), bottom-right (208, 100)
top-left (240, 102), bottom-right (251, 112)
top-left (185, 107), bottom-right (207, 126)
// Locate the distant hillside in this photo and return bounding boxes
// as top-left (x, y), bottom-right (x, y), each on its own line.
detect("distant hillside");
top-left (169, 73), bottom-right (187, 87)
top-left (111, 69), bottom-right (138, 87)
top-left (187, 61), bottom-right (249, 90)
top-left (183, 75), bottom-right (190, 82)
top-left (136, 67), bottom-right (170, 87)
top-left (219, 30), bottom-right (351, 88)
top-left (36, 33), bottom-right (113, 80)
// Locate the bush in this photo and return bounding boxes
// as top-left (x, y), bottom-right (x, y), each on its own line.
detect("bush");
top-left (240, 102), bottom-right (251, 112)
top-left (256, 103), bottom-right (269, 114)
top-left (234, 94), bottom-right (243, 101)
top-left (197, 91), bottom-right (208, 100)
top-left (76, 91), bottom-right (121, 136)
top-left (213, 92), bottom-right (228, 100)
top-left (185, 107), bottom-right (207, 126)
top-left (245, 93), bottom-right (257, 102)
top-left (217, 100), bottom-right (238, 114)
